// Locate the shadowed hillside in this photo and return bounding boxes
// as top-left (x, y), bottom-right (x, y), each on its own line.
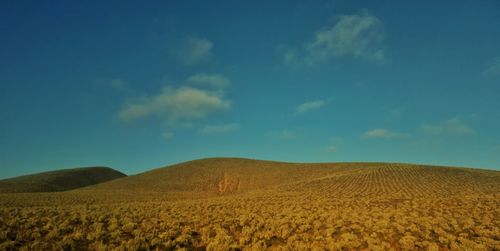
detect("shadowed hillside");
top-left (0, 167), bottom-right (126, 193)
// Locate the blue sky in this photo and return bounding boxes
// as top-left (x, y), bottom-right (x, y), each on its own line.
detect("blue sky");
top-left (1, 1), bottom-right (500, 178)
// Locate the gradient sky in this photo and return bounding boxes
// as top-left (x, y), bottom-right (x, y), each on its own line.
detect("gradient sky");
top-left (1, 1), bottom-right (500, 178)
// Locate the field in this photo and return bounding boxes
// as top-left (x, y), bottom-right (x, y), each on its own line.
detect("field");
top-left (0, 158), bottom-right (499, 250)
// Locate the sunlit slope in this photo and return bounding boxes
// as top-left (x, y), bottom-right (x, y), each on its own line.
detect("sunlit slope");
top-left (85, 158), bottom-right (364, 193)
top-left (0, 167), bottom-right (126, 193)
top-left (85, 158), bottom-right (500, 197)
top-left (279, 163), bottom-right (500, 198)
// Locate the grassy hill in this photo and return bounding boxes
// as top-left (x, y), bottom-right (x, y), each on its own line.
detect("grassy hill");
top-left (0, 166), bottom-right (126, 193)
top-left (85, 158), bottom-right (370, 194)
top-left (85, 158), bottom-right (500, 198)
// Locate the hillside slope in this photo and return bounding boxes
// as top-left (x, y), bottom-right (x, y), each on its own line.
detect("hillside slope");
top-left (85, 158), bottom-right (500, 198)
top-left (0, 167), bottom-right (126, 193)
top-left (85, 158), bottom-right (360, 193)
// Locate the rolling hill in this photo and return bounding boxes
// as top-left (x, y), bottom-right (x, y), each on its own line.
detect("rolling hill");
top-left (0, 166), bottom-right (126, 193)
top-left (85, 158), bottom-right (500, 198)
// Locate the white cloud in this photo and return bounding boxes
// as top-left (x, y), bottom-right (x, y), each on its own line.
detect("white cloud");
top-left (285, 11), bottom-right (387, 66)
top-left (179, 36), bottom-right (214, 65)
top-left (363, 128), bottom-right (406, 139)
top-left (187, 73), bottom-right (231, 90)
top-left (199, 123), bottom-right (240, 134)
top-left (483, 58), bottom-right (500, 77)
top-left (118, 75), bottom-right (231, 125)
top-left (421, 117), bottom-right (475, 135)
top-left (295, 99), bottom-right (326, 114)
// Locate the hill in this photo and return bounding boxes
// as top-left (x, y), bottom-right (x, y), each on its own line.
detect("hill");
top-left (85, 158), bottom-right (500, 198)
top-left (1, 158), bottom-right (499, 250)
top-left (0, 166), bottom-right (126, 193)
top-left (85, 158), bottom-right (364, 194)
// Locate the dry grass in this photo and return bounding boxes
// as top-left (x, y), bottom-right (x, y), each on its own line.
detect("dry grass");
top-left (0, 158), bottom-right (499, 250)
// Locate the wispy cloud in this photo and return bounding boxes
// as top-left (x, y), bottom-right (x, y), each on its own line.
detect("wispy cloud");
top-left (268, 129), bottom-right (301, 140)
top-left (483, 57), bottom-right (500, 77)
top-left (199, 123), bottom-right (240, 134)
top-left (178, 36), bottom-right (214, 65)
top-left (295, 99), bottom-right (326, 114)
top-left (285, 11), bottom-right (387, 66)
top-left (325, 137), bottom-right (342, 153)
top-left (326, 145), bottom-right (338, 153)
top-left (109, 79), bottom-right (126, 90)
top-left (388, 108), bottom-right (404, 120)
top-left (421, 117), bottom-right (475, 136)
top-left (363, 128), bottom-right (407, 139)
top-left (118, 74), bottom-right (231, 125)
top-left (279, 130), bottom-right (298, 139)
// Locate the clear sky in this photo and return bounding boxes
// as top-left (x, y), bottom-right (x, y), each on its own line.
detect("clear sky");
top-left (1, 1), bottom-right (500, 178)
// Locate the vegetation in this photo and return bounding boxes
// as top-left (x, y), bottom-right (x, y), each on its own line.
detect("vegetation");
top-left (0, 167), bottom-right (126, 193)
top-left (0, 158), bottom-right (498, 250)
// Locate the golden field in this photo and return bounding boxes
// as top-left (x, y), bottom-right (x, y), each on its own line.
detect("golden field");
top-left (0, 158), bottom-right (499, 250)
